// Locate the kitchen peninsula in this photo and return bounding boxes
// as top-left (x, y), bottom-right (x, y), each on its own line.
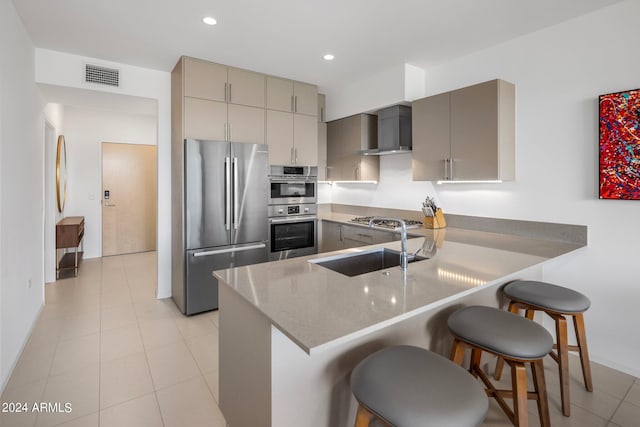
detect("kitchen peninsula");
top-left (214, 215), bottom-right (586, 427)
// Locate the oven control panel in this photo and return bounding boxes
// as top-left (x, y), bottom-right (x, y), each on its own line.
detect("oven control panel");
top-left (268, 204), bottom-right (317, 218)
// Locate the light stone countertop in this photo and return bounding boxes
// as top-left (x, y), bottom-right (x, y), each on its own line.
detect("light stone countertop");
top-left (213, 214), bottom-right (585, 355)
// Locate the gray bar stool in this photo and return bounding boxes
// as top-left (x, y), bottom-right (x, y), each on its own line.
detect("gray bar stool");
top-left (448, 306), bottom-right (553, 427)
top-left (350, 345), bottom-right (488, 427)
top-left (494, 280), bottom-right (593, 416)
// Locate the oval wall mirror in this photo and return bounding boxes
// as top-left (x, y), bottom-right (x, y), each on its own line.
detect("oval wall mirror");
top-left (56, 135), bottom-right (67, 212)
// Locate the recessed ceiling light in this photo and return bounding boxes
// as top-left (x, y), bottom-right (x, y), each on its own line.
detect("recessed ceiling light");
top-left (323, 54), bottom-right (334, 61)
top-left (203, 16), bottom-right (217, 25)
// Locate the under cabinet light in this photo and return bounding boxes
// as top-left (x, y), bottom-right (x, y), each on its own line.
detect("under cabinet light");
top-left (332, 180), bottom-right (378, 184)
top-left (323, 54), bottom-right (334, 61)
top-left (436, 180), bottom-right (503, 184)
top-left (203, 16), bottom-right (217, 25)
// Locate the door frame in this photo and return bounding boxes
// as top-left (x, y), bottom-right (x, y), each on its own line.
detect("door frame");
top-left (43, 120), bottom-right (57, 286)
top-left (100, 141), bottom-right (158, 257)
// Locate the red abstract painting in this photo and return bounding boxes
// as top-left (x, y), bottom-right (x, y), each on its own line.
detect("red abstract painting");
top-left (599, 88), bottom-right (640, 199)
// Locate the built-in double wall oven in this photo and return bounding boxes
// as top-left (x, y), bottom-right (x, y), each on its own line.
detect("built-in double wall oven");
top-left (268, 166), bottom-right (318, 261)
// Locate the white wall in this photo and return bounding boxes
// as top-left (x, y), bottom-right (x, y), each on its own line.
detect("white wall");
top-left (0, 0), bottom-right (47, 391)
top-left (331, 155), bottom-right (438, 210)
top-left (35, 49), bottom-right (172, 298)
top-left (63, 107), bottom-right (157, 259)
top-left (329, 0), bottom-right (640, 376)
top-left (324, 64), bottom-right (425, 121)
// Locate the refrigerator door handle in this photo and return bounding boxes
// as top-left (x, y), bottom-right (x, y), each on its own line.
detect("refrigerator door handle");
top-left (225, 157), bottom-right (231, 230)
top-left (233, 157), bottom-right (239, 230)
top-left (192, 243), bottom-right (266, 257)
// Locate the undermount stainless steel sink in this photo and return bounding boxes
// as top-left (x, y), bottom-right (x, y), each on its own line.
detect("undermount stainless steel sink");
top-left (310, 248), bottom-right (427, 277)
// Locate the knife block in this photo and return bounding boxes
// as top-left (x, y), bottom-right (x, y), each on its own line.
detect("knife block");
top-left (424, 208), bottom-right (446, 229)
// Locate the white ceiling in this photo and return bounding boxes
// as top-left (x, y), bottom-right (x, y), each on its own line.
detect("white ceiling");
top-left (14, 0), bottom-right (619, 94)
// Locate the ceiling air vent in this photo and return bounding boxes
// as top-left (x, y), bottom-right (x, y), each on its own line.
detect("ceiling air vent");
top-left (85, 64), bottom-right (120, 87)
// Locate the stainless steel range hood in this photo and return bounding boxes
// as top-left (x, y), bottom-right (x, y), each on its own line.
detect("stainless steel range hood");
top-left (360, 105), bottom-right (412, 155)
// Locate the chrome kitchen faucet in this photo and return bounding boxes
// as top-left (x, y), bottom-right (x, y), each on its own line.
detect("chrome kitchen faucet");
top-left (368, 217), bottom-right (409, 272)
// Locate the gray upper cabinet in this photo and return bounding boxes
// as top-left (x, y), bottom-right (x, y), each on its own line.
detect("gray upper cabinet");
top-left (177, 56), bottom-right (320, 163)
top-left (412, 79), bottom-right (515, 181)
top-left (317, 121), bottom-right (327, 180)
top-left (266, 77), bottom-right (294, 112)
top-left (227, 67), bottom-right (265, 108)
top-left (317, 93), bottom-right (326, 123)
top-left (183, 58), bottom-right (227, 102)
top-left (183, 97), bottom-right (227, 141)
top-left (293, 82), bottom-right (318, 116)
top-left (327, 114), bottom-right (379, 181)
top-left (180, 57), bottom-right (266, 144)
top-left (266, 77), bottom-right (318, 165)
top-left (266, 77), bottom-right (318, 116)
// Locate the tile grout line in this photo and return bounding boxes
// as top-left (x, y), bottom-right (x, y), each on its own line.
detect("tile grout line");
top-left (182, 323), bottom-right (218, 404)
top-left (48, 265), bottom-right (102, 427)
top-left (97, 255), bottom-right (105, 427)
top-left (36, 277), bottom-right (78, 427)
top-left (127, 257), bottom-right (167, 427)
top-left (606, 380), bottom-right (637, 425)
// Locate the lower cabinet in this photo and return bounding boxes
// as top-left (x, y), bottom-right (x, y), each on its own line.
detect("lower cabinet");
top-left (341, 225), bottom-right (396, 248)
top-left (319, 221), bottom-right (397, 253)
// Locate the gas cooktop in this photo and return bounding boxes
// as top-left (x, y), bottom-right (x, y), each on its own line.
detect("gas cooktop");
top-left (349, 216), bottom-right (423, 230)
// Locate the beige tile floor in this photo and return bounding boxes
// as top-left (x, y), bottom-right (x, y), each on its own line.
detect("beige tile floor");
top-left (1, 251), bottom-right (639, 426)
top-left (0, 252), bottom-right (223, 427)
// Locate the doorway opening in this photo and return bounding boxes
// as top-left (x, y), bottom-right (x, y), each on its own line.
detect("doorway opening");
top-left (44, 121), bottom-right (57, 285)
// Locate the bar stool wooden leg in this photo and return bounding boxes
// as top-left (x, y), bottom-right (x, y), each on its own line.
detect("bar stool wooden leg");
top-left (573, 313), bottom-right (594, 392)
top-left (554, 314), bottom-right (571, 416)
top-left (511, 363), bottom-right (530, 427)
top-left (450, 338), bottom-right (466, 366)
top-left (494, 302), bottom-right (520, 381)
top-left (531, 359), bottom-right (551, 427)
top-left (494, 354), bottom-right (505, 380)
top-left (354, 404), bottom-right (372, 427)
top-left (470, 348), bottom-right (483, 378)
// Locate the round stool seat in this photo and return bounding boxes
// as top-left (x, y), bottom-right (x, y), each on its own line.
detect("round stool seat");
top-left (448, 306), bottom-right (553, 360)
top-left (504, 281), bottom-right (591, 313)
top-left (351, 345), bottom-right (488, 427)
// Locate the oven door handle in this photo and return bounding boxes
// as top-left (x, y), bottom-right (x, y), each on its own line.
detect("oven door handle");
top-left (269, 215), bottom-right (318, 224)
top-left (268, 177), bottom-right (316, 182)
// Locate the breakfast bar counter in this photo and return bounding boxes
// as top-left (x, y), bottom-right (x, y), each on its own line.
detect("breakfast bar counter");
top-left (214, 220), bottom-right (586, 427)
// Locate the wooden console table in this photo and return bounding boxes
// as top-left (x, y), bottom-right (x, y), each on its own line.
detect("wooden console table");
top-left (56, 216), bottom-right (84, 279)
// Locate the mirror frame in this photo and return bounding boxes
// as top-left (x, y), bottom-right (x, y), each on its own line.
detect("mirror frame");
top-left (56, 135), bottom-right (67, 212)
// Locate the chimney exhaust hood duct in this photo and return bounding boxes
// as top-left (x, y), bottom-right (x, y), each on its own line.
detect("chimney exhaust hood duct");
top-left (360, 105), bottom-right (412, 155)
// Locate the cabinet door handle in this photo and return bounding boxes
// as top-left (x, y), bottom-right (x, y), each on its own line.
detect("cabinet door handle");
top-left (294, 147), bottom-right (298, 164)
top-left (224, 123), bottom-right (228, 141)
top-left (224, 82), bottom-right (228, 103)
top-left (229, 83), bottom-right (232, 103)
top-left (294, 96), bottom-right (298, 113)
top-left (291, 95), bottom-right (294, 112)
top-left (450, 158), bottom-right (454, 180)
top-left (443, 158), bottom-right (449, 180)
top-left (290, 147), bottom-right (294, 164)
top-left (229, 123), bottom-right (233, 141)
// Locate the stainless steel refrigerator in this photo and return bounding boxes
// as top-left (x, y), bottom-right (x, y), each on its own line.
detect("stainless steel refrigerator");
top-left (174, 139), bottom-right (269, 315)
